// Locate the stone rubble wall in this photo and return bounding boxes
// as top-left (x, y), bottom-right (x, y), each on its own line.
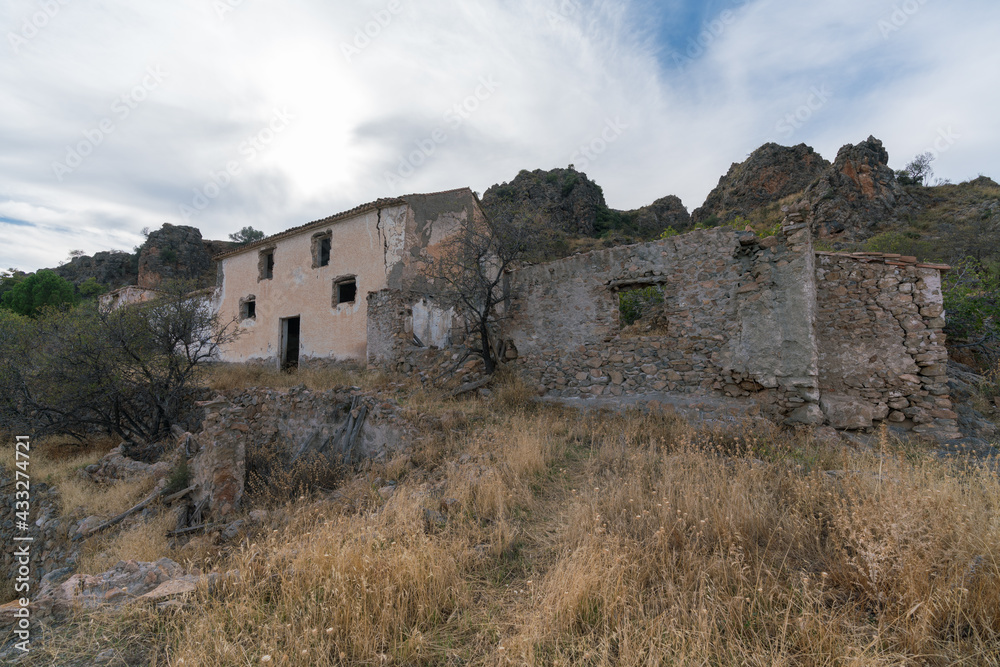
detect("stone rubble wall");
top-left (503, 217), bottom-right (821, 422)
top-left (814, 252), bottom-right (958, 437)
top-left (191, 386), bottom-right (415, 520)
top-left (0, 471), bottom-right (78, 590)
top-left (366, 209), bottom-right (955, 436)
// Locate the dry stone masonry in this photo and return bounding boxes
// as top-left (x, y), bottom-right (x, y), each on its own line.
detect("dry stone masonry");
top-left (369, 203), bottom-right (957, 438)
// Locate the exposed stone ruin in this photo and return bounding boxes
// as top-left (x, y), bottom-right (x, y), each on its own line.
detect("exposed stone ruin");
top-left (369, 203), bottom-right (957, 440)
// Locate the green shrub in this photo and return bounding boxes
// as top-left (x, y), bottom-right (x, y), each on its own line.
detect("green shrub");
top-left (619, 286), bottom-right (664, 327)
top-left (164, 458), bottom-right (191, 494)
top-left (0, 270), bottom-right (78, 317)
top-left (863, 231), bottom-right (934, 259)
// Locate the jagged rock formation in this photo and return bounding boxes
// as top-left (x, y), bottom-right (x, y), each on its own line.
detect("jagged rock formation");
top-left (625, 195), bottom-right (692, 236)
top-left (482, 167), bottom-right (690, 243)
top-left (45, 225), bottom-right (235, 292)
top-left (692, 143), bottom-right (830, 225)
top-left (806, 136), bottom-right (918, 239)
top-left (53, 250), bottom-right (137, 289)
top-left (482, 167), bottom-right (607, 236)
top-left (137, 223), bottom-right (234, 289)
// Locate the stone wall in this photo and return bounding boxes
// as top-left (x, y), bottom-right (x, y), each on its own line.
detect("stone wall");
top-left (814, 252), bottom-right (958, 438)
top-left (0, 471), bottom-right (78, 590)
top-left (189, 386), bottom-right (415, 520)
top-left (503, 215), bottom-right (821, 422)
top-left (367, 207), bottom-right (956, 436)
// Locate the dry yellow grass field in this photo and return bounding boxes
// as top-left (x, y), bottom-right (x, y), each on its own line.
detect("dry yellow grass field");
top-left (14, 371), bottom-right (1000, 666)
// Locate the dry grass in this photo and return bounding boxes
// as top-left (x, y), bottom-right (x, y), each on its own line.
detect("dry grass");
top-left (76, 512), bottom-right (176, 575)
top-left (19, 379), bottom-right (1000, 666)
top-left (26, 435), bottom-right (157, 519)
top-left (507, 419), bottom-right (1000, 666)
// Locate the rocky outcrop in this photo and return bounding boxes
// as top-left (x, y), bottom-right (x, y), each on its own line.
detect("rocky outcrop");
top-left (806, 136), bottom-right (919, 239)
top-left (53, 250), bottom-right (137, 289)
top-left (625, 195), bottom-right (692, 236)
top-left (137, 224), bottom-right (233, 289)
top-left (44, 225), bottom-right (234, 293)
top-left (482, 167), bottom-right (608, 236)
top-left (692, 143), bottom-right (830, 225)
top-left (483, 167), bottom-right (691, 244)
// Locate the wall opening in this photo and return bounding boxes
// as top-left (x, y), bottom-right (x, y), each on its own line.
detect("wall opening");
top-left (280, 316), bottom-right (300, 369)
top-left (240, 296), bottom-right (256, 320)
top-left (617, 285), bottom-right (664, 327)
top-left (259, 248), bottom-right (275, 281)
top-left (312, 232), bottom-right (332, 268)
top-left (334, 277), bottom-right (357, 305)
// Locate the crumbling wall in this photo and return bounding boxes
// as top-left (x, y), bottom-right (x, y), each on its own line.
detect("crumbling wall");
top-left (504, 219), bottom-right (822, 421)
top-left (814, 252), bottom-right (958, 438)
top-left (366, 289), bottom-right (410, 367)
top-left (367, 210), bottom-right (954, 436)
top-left (190, 386), bottom-right (414, 520)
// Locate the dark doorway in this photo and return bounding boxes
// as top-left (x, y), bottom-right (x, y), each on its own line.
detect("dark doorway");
top-left (281, 316), bottom-right (300, 369)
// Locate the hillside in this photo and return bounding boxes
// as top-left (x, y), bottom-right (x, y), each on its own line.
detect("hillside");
top-left (3, 366), bottom-right (999, 665)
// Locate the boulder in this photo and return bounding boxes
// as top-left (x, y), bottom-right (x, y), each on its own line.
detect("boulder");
top-left (820, 394), bottom-right (879, 430)
top-left (786, 403), bottom-right (825, 426)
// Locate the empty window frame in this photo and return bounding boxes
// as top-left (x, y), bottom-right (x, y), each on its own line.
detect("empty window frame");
top-left (258, 248), bottom-right (275, 281)
top-left (240, 296), bottom-right (257, 320)
top-left (312, 231), bottom-right (332, 268)
top-left (333, 276), bottom-right (357, 306)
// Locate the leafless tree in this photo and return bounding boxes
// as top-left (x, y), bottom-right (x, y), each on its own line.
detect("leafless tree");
top-left (422, 200), bottom-right (531, 374)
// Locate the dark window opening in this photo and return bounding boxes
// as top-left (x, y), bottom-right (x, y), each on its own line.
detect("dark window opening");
top-left (319, 238), bottom-right (331, 267)
top-left (259, 248), bottom-right (275, 281)
top-left (335, 278), bottom-right (357, 305)
top-left (312, 232), bottom-right (332, 268)
top-left (241, 298), bottom-right (256, 320)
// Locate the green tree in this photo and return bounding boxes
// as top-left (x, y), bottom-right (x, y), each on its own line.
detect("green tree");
top-left (0, 281), bottom-right (240, 444)
top-left (0, 268), bottom-right (26, 302)
top-left (0, 270), bottom-right (78, 317)
top-left (896, 152), bottom-right (934, 186)
top-left (78, 277), bottom-right (109, 299)
top-left (229, 226), bottom-right (266, 245)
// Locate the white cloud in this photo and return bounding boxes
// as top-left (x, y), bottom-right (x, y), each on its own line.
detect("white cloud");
top-left (1, 0), bottom-right (999, 271)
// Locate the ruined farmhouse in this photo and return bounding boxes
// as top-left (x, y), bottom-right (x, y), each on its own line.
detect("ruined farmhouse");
top-left (212, 188), bottom-right (481, 366)
top-left (201, 186), bottom-right (957, 439)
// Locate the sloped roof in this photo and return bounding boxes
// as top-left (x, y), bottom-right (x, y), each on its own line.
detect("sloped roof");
top-left (213, 187), bottom-right (475, 260)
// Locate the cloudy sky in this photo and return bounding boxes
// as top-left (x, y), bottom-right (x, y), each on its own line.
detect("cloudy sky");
top-left (2, 0), bottom-right (998, 272)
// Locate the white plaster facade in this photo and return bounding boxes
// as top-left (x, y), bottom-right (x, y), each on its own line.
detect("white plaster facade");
top-left (214, 188), bottom-right (480, 366)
